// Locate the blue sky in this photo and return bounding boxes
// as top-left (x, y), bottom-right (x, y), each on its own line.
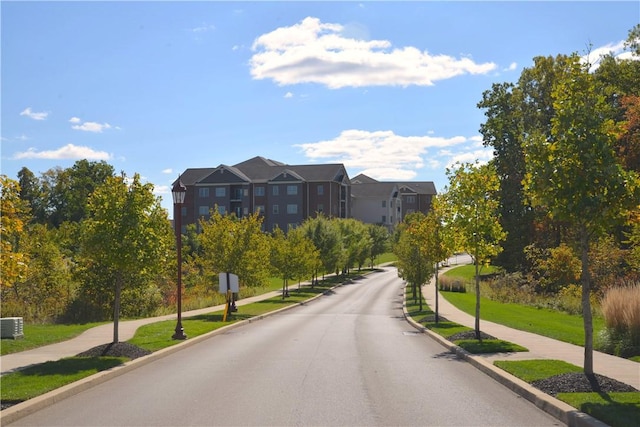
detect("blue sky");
top-left (2, 1), bottom-right (638, 216)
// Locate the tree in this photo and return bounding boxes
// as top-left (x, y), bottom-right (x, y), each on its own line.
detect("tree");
top-left (0, 176), bottom-right (30, 289)
top-left (198, 208), bottom-right (271, 290)
top-left (81, 173), bottom-right (173, 343)
top-left (523, 53), bottom-right (640, 375)
top-left (270, 227), bottom-right (320, 298)
top-left (443, 162), bottom-right (506, 340)
top-left (367, 224), bottom-right (389, 268)
top-left (300, 214), bottom-right (341, 283)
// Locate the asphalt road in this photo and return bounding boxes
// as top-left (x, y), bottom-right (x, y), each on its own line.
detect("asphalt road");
top-left (10, 267), bottom-right (561, 426)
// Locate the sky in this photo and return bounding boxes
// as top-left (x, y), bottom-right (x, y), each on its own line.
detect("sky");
top-left (2, 1), bottom-right (639, 217)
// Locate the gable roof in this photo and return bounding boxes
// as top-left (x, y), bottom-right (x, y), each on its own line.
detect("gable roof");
top-left (350, 182), bottom-right (399, 199)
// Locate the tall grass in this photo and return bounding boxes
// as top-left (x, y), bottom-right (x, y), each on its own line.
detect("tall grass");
top-left (599, 284), bottom-right (640, 357)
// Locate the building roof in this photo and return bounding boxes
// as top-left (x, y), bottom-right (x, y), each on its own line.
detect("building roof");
top-left (179, 156), bottom-right (349, 185)
top-left (352, 174), bottom-right (436, 195)
top-left (350, 182), bottom-right (399, 199)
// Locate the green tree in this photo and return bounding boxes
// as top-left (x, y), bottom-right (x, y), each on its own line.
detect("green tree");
top-left (367, 224), bottom-right (389, 268)
top-left (300, 214), bottom-right (341, 283)
top-left (443, 162), bottom-right (506, 340)
top-left (0, 176), bottom-right (30, 289)
top-left (523, 53), bottom-right (640, 375)
top-left (198, 208), bottom-right (271, 289)
top-left (270, 227), bottom-right (319, 298)
top-left (81, 173), bottom-right (173, 343)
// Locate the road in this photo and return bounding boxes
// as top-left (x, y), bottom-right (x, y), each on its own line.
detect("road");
top-left (9, 267), bottom-right (561, 426)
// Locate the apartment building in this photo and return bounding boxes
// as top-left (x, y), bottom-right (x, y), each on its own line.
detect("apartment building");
top-left (351, 174), bottom-right (436, 229)
top-left (176, 156), bottom-right (351, 232)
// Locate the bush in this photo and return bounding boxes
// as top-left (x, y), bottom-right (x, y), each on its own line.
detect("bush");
top-left (438, 275), bottom-right (466, 293)
top-left (599, 284), bottom-right (640, 357)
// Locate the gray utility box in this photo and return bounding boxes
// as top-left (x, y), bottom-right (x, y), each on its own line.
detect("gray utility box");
top-left (1, 317), bottom-right (24, 339)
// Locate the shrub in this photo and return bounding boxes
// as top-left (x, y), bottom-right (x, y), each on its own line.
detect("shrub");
top-left (438, 275), bottom-right (466, 293)
top-left (599, 284), bottom-right (640, 357)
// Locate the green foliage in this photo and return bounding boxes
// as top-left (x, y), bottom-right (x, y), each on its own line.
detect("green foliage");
top-left (455, 339), bottom-right (527, 354)
top-left (198, 208), bottom-right (271, 288)
top-left (300, 214), bottom-right (342, 278)
top-left (0, 175), bottom-right (30, 288)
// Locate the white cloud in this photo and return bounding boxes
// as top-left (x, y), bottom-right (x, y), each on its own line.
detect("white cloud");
top-left (296, 129), bottom-right (469, 179)
top-left (20, 107), bottom-right (48, 120)
top-left (250, 17), bottom-right (497, 89)
top-left (190, 24), bottom-right (215, 33)
top-left (69, 117), bottom-right (81, 124)
top-left (582, 39), bottom-right (639, 70)
top-left (162, 168), bottom-right (173, 174)
top-left (284, 92), bottom-right (294, 98)
top-left (71, 120), bottom-right (112, 133)
top-left (13, 144), bottom-right (112, 160)
top-left (505, 62), bottom-right (517, 71)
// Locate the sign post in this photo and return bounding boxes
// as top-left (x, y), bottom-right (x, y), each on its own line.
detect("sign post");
top-left (219, 272), bottom-right (239, 321)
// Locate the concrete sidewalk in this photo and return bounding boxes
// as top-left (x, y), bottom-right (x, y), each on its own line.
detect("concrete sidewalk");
top-left (0, 289), bottom-right (285, 375)
top-left (421, 271), bottom-right (640, 390)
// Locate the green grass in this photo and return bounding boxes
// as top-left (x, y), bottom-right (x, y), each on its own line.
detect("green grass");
top-left (557, 392), bottom-right (640, 427)
top-left (405, 290), bottom-right (527, 354)
top-left (494, 359), bottom-right (583, 382)
top-left (440, 290), bottom-right (604, 346)
top-left (0, 357), bottom-right (127, 402)
top-left (443, 264), bottom-right (500, 281)
top-left (493, 359), bottom-right (640, 427)
top-left (1, 322), bottom-right (106, 356)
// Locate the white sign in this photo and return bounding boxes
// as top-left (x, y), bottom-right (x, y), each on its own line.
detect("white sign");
top-left (219, 272), bottom-right (239, 293)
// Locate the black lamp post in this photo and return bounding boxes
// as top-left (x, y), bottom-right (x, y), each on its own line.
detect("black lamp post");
top-left (172, 177), bottom-right (187, 340)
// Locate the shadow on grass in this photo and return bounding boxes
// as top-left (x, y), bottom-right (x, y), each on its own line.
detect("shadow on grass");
top-left (574, 396), bottom-right (640, 427)
top-left (15, 357), bottom-right (125, 377)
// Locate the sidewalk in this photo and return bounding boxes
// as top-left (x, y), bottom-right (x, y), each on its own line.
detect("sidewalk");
top-left (421, 270), bottom-right (640, 390)
top-left (0, 289), bottom-right (284, 375)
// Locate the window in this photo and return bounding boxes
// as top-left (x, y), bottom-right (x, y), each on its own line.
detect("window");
top-left (199, 206), bottom-right (209, 216)
top-left (406, 196), bottom-right (416, 203)
top-left (287, 204), bottom-right (298, 214)
top-left (382, 200), bottom-right (386, 208)
top-left (272, 204), bottom-right (279, 214)
top-left (218, 206), bottom-right (226, 215)
top-left (215, 187), bottom-right (225, 197)
top-left (255, 186), bottom-right (265, 197)
top-left (198, 187), bottom-right (209, 198)
top-left (287, 185), bottom-right (297, 195)
top-left (317, 204), bottom-right (324, 213)
top-left (317, 185), bottom-right (324, 195)
top-left (272, 186), bottom-right (279, 196)
top-left (243, 207), bottom-right (249, 215)
top-left (382, 215), bottom-right (386, 223)
top-left (255, 205), bottom-right (265, 214)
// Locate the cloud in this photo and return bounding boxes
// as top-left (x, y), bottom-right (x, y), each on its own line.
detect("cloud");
top-left (20, 107), bottom-right (48, 120)
top-left (69, 117), bottom-right (113, 133)
top-left (296, 129), bottom-right (473, 178)
top-left (162, 168), bottom-right (173, 174)
top-left (582, 39), bottom-right (639, 70)
top-left (284, 92), bottom-right (294, 98)
top-left (190, 23), bottom-right (215, 33)
top-left (13, 144), bottom-right (112, 160)
top-left (250, 17), bottom-right (497, 89)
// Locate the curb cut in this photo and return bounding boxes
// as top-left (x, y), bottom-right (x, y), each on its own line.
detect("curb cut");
top-left (401, 292), bottom-right (609, 427)
top-left (1, 284), bottom-right (337, 425)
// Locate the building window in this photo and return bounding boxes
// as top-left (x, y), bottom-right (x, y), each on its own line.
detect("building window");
top-left (317, 185), bottom-right (324, 195)
top-left (287, 185), bottom-right (297, 195)
top-left (272, 185), bottom-right (279, 196)
top-left (273, 204), bottom-right (279, 214)
top-left (255, 186), bottom-right (265, 197)
top-left (407, 196), bottom-right (416, 203)
top-left (317, 204), bottom-right (323, 213)
top-left (199, 206), bottom-right (209, 216)
top-left (287, 204), bottom-right (298, 214)
top-left (255, 205), bottom-right (265, 214)
top-left (218, 206), bottom-right (226, 215)
top-left (215, 187), bottom-right (225, 197)
top-left (198, 187), bottom-right (209, 198)
top-left (382, 215), bottom-right (386, 223)
top-left (382, 200), bottom-right (386, 208)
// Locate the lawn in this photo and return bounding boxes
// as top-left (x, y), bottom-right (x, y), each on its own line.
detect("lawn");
top-left (1, 322), bottom-right (106, 356)
top-left (440, 289), bottom-right (604, 346)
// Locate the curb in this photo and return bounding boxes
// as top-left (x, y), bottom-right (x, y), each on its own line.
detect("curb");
top-left (401, 293), bottom-right (609, 427)
top-left (1, 285), bottom-right (334, 425)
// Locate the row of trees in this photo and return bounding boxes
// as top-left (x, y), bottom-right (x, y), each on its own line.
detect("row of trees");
top-left (1, 166), bottom-right (390, 342)
top-left (393, 26), bottom-right (640, 377)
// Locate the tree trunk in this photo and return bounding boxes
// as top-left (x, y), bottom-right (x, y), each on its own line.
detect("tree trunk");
top-left (113, 274), bottom-right (122, 344)
top-left (435, 262), bottom-right (439, 324)
top-left (580, 226), bottom-right (594, 377)
top-left (475, 255), bottom-right (481, 341)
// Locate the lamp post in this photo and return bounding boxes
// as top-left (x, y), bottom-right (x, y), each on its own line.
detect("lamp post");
top-left (172, 177), bottom-right (187, 340)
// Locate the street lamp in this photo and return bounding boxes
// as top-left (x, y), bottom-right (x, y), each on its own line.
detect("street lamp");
top-left (172, 176), bottom-right (187, 340)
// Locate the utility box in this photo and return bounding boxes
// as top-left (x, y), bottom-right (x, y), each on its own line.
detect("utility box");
top-left (1, 317), bottom-right (24, 339)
